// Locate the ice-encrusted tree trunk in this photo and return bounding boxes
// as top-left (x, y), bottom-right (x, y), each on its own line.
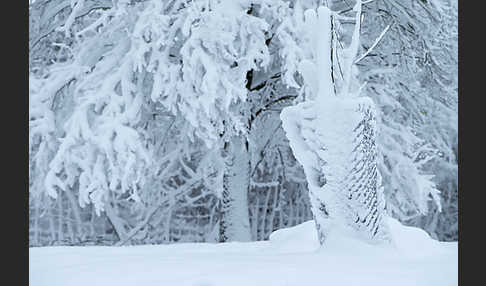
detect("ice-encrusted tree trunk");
top-left (280, 4), bottom-right (390, 244)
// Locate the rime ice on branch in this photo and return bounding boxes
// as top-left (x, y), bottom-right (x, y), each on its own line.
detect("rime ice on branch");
top-left (280, 5), bottom-right (390, 244)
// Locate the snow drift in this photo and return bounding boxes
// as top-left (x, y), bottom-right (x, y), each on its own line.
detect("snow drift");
top-left (30, 217), bottom-right (457, 286)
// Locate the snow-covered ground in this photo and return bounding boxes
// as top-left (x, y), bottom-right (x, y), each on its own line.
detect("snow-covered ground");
top-left (30, 217), bottom-right (457, 286)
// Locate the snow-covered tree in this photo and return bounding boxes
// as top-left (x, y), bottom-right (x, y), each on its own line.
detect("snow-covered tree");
top-left (276, 0), bottom-right (456, 240)
top-left (29, 0), bottom-right (285, 243)
top-left (280, 3), bottom-right (390, 244)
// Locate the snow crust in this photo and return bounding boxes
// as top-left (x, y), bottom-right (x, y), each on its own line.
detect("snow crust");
top-left (30, 217), bottom-right (457, 286)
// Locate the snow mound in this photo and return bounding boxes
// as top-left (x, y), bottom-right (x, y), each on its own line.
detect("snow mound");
top-left (30, 218), bottom-right (457, 286)
top-left (269, 216), bottom-right (455, 256)
top-left (269, 220), bottom-right (320, 253)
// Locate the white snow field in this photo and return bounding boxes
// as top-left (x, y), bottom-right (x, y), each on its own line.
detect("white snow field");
top-left (30, 217), bottom-right (457, 286)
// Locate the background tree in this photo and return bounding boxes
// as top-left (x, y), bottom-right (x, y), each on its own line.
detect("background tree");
top-left (357, 0), bottom-right (458, 239)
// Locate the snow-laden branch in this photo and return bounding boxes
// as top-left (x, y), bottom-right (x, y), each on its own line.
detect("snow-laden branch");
top-left (354, 23), bottom-right (392, 64)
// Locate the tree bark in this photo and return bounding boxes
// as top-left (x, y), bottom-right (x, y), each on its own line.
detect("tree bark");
top-left (219, 135), bottom-right (252, 242)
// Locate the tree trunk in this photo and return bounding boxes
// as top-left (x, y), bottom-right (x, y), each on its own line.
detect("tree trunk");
top-left (219, 135), bottom-right (252, 242)
top-left (281, 98), bottom-right (391, 245)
